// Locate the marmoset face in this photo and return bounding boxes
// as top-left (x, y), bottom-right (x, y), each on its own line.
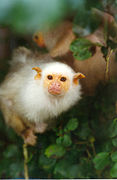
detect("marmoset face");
top-left (32, 62), bottom-right (85, 97)
top-left (43, 73), bottom-right (70, 96)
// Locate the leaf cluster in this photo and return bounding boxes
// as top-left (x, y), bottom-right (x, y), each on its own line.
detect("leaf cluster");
top-left (0, 82), bottom-right (117, 178)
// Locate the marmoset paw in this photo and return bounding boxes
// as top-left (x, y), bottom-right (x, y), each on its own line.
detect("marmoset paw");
top-left (23, 129), bottom-right (37, 146)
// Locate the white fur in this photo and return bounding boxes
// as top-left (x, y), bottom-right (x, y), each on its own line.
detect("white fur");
top-left (0, 57), bottom-right (82, 124)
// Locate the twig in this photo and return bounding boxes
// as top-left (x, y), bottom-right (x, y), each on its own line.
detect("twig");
top-left (105, 49), bottom-right (113, 81)
top-left (91, 142), bottom-right (96, 156)
top-left (23, 143), bottom-right (29, 180)
top-left (86, 148), bottom-right (92, 159)
top-left (76, 141), bottom-right (87, 145)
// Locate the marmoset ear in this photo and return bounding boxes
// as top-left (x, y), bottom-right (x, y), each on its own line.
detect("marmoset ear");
top-left (73, 73), bottom-right (85, 85)
top-left (32, 67), bottom-right (42, 80)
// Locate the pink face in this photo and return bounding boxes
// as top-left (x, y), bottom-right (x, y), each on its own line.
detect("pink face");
top-left (44, 74), bottom-right (70, 96)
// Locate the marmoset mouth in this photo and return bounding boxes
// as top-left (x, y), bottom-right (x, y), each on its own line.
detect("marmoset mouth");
top-left (48, 88), bottom-right (62, 95)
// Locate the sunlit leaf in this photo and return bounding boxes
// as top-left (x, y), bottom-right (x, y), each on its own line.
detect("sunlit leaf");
top-left (64, 118), bottom-right (79, 132)
top-left (70, 38), bottom-right (95, 60)
top-left (93, 152), bottom-right (110, 170)
top-left (45, 144), bottom-right (66, 158)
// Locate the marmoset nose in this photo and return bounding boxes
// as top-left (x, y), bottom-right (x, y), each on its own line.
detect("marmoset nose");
top-left (52, 82), bottom-right (60, 88)
top-left (48, 81), bottom-right (61, 95)
top-left (50, 81), bottom-right (61, 89)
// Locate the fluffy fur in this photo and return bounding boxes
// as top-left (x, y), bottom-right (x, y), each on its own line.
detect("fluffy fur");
top-left (15, 61), bottom-right (81, 123)
top-left (0, 47), bottom-right (82, 145)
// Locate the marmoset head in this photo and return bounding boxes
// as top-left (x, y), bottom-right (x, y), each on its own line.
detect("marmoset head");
top-left (32, 62), bottom-right (85, 97)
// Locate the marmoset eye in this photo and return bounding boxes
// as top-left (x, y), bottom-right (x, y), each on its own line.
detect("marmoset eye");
top-left (47, 75), bottom-right (53, 80)
top-left (60, 77), bottom-right (67, 82)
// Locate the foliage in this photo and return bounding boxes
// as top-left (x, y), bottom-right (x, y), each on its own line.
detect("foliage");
top-left (0, 0), bottom-right (117, 179)
top-left (70, 38), bottom-right (96, 60)
top-left (93, 152), bottom-right (110, 170)
top-left (0, 82), bottom-right (117, 178)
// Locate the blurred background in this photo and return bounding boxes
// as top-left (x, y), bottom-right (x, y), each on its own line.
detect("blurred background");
top-left (0, 0), bottom-right (117, 179)
top-left (0, 0), bottom-right (117, 77)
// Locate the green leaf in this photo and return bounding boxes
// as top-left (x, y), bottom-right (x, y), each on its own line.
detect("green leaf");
top-left (108, 118), bottom-right (117, 138)
top-left (70, 38), bottom-right (95, 61)
top-left (54, 160), bottom-right (69, 177)
top-left (73, 49), bottom-right (92, 61)
top-left (112, 138), bottom-right (117, 147)
top-left (62, 134), bottom-right (72, 147)
top-left (45, 144), bottom-right (66, 158)
top-left (56, 136), bottom-right (63, 145)
top-left (93, 152), bottom-right (110, 170)
top-left (56, 134), bottom-right (72, 147)
top-left (64, 118), bottom-right (79, 132)
top-left (110, 162), bottom-right (117, 178)
top-left (8, 162), bottom-right (23, 178)
top-left (39, 154), bottom-right (56, 170)
top-left (111, 152), bottom-right (117, 162)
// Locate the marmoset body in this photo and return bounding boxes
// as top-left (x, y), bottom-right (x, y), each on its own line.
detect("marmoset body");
top-left (0, 47), bottom-right (85, 145)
